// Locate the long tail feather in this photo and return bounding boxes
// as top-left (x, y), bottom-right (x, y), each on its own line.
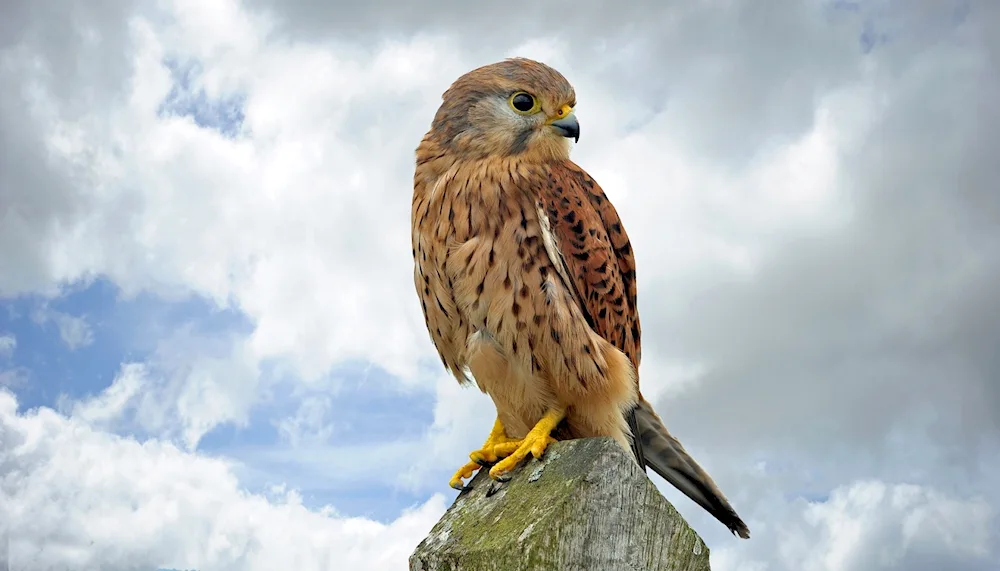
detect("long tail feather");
top-left (634, 397), bottom-right (751, 539)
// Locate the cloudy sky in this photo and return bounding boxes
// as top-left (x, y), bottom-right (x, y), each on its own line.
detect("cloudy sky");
top-left (2, 0), bottom-right (998, 569)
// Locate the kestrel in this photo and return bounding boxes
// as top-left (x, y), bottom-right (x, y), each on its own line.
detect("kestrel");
top-left (410, 57), bottom-right (750, 539)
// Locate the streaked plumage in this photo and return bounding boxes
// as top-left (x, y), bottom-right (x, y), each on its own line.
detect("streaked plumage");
top-left (410, 57), bottom-right (750, 539)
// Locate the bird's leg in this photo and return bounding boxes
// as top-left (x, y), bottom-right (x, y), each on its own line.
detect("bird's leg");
top-left (448, 416), bottom-right (519, 490)
top-left (488, 407), bottom-right (565, 481)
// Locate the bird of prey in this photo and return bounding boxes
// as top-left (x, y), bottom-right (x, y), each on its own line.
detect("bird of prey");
top-left (410, 57), bottom-right (750, 539)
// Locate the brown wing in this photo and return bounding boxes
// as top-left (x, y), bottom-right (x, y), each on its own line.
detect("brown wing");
top-left (538, 160), bottom-right (641, 370)
top-left (538, 160), bottom-right (645, 464)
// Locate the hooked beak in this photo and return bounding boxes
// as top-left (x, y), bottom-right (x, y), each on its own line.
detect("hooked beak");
top-left (549, 113), bottom-right (580, 143)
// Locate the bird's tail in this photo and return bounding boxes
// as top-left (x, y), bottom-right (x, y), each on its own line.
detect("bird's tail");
top-left (634, 396), bottom-right (751, 539)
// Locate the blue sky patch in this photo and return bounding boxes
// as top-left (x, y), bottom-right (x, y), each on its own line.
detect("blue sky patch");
top-left (0, 278), bottom-right (253, 414)
top-left (0, 274), bottom-right (443, 522)
top-left (158, 58), bottom-right (247, 138)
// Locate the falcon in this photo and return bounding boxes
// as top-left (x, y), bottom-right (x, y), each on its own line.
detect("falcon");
top-left (410, 57), bottom-right (750, 539)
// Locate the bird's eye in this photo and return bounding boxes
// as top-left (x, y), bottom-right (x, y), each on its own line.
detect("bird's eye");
top-left (509, 91), bottom-right (539, 114)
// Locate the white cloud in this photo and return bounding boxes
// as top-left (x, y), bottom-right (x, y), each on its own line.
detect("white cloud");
top-left (0, 3), bottom-right (481, 454)
top-left (0, 389), bottom-right (445, 571)
top-left (274, 395), bottom-right (334, 447)
top-left (799, 482), bottom-right (996, 569)
top-left (0, 333), bottom-right (14, 358)
top-left (46, 12), bottom-right (466, 391)
top-left (55, 314), bottom-right (94, 350)
top-left (131, 331), bottom-right (263, 450)
top-left (68, 363), bottom-right (147, 427)
top-left (710, 480), bottom-right (998, 571)
top-left (31, 307), bottom-right (94, 350)
top-left (58, 329), bottom-right (262, 451)
top-left (0, 334), bottom-right (20, 389)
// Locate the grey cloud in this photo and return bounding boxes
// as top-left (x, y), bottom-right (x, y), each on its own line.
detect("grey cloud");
top-left (242, 0), bottom-right (637, 45)
top-left (0, 88), bottom-right (87, 295)
top-left (0, 0), bottom-right (138, 296)
top-left (639, 0), bottom-right (1000, 512)
top-left (713, 480), bottom-right (1000, 571)
top-left (247, 1), bottom-right (869, 165)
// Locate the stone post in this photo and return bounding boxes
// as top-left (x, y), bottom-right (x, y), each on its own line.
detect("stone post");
top-left (409, 437), bottom-right (711, 571)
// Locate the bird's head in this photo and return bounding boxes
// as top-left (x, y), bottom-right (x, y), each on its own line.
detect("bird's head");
top-left (428, 57), bottom-right (579, 162)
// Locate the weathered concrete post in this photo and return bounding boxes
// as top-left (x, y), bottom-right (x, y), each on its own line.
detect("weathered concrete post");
top-left (409, 437), bottom-right (711, 571)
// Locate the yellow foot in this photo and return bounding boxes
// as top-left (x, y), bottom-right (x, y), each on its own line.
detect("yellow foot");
top-left (487, 437), bottom-right (557, 461)
top-left (489, 407), bottom-right (565, 481)
top-left (449, 460), bottom-right (481, 490)
top-left (449, 416), bottom-right (517, 490)
top-left (468, 434), bottom-right (519, 466)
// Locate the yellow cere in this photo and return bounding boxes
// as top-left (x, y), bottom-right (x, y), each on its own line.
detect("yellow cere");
top-left (546, 104), bottom-right (574, 124)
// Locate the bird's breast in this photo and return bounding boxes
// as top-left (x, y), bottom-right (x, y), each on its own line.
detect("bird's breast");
top-left (412, 161), bottom-right (560, 371)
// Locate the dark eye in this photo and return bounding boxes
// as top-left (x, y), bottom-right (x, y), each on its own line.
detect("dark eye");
top-left (510, 92), bottom-right (536, 113)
